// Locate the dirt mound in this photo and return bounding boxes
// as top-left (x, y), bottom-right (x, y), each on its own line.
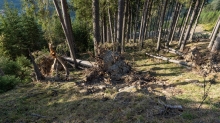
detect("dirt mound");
top-left (84, 50), bottom-right (156, 85)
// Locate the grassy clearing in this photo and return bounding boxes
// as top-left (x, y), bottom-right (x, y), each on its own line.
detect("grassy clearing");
top-left (0, 41), bottom-right (220, 123)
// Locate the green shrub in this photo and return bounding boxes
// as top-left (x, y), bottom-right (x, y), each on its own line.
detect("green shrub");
top-left (0, 75), bottom-right (20, 93)
top-left (0, 56), bottom-right (32, 83)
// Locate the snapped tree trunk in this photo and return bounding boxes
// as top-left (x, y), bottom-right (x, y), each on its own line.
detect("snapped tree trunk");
top-left (116, 0), bottom-right (125, 53)
top-left (29, 50), bottom-right (44, 81)
top-left (92, 0), bottom-right (101, 56)
top-left (156, 0), bottom-right (168, 51)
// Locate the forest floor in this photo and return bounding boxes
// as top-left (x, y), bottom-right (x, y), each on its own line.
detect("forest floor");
top-left (1, 29), bottom-right (220, 123)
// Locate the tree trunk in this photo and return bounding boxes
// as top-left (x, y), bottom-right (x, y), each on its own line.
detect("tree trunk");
top-left (169, 4), bottom-right (182, 45)
top-left (133, 0), bottom-right (140, 43)
top-left (60, 0), bottom-right (78, 68)
top-left (180, 0), bottom-right (200, 51)
top-left (121, 0), bottom-right (128, 53)
top-left (92, 0), bottom-right (101, 56)
top-left (53, 0), bottom-right (78, 68)
top-left (178, 2), bottom-right (193, 47)
top-left (208, 19), bottom-right (220, 49)
top-left (156, 0), bottom-right (168, 51)
top-left (165, 2), bottom-right (180, 46)
top-left (189, 0), bottom-right (205, 42)
top-left (211, 32), bottom-right (220, 52)
top-left (138, 0), bottom-right (150, 49)
top-left (107, 1), bottom-right (114, 43)
top-left (116, 0), bottom-right (125, 53)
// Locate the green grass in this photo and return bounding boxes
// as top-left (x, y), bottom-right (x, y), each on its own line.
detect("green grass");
top-left (0, 41), bottom-right (220, 122)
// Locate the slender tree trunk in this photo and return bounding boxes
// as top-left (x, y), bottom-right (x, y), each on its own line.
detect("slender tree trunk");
top-left (189, 0), bottom-right (205, 42)
top-left (165, 2), bottom-right (180, 46)
top-left (208, 19), bottom-right (220, 49)
top-left (156, 0), bottom-right (168, 51)
top-left (127, 4), bottom-right (131, 43)
top-left (170, 4), bottom-right (182, 45)
top-left (92, 0), bottom-right (101, 56)
top-left (177, 10), bottom-right (187, 39)
top-left (178, 2), bottom-right (193, 47)
top-left (107, 1), bottom-right (113, 43)
top-left (138, 0), bottom-right (149, 48)
top-left (180, 0), bottom-right (200, 51)
top-left (122, 0), bottom-right (128, 53)
top-left (133, 0), bottom-right (140, 43)
top-left (116, 0), bottom-right (125, 53)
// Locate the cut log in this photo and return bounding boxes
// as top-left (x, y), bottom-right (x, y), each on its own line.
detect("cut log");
top-left (162, 48), bottom-right (184, 57)
top-left (62, 56), bottom-right (97, 68)
top-left (146, 53), bottom-right (194, 68)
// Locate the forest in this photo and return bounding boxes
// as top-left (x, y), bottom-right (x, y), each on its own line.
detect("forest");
top-left (0, 0), bottom-right (220, 122)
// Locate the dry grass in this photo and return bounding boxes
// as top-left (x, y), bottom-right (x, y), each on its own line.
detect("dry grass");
top-left (0, 41), bottom-right (220, 123)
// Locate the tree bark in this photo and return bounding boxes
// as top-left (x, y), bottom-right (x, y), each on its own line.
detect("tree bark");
top-left (92, 0), bottom-right (101, 56)
top-left (180, 0), bottom-right (200, 51)
top-left (156, 0), bottom-right (168, 51)
top-left (116, 0), bottom-right (125, 53)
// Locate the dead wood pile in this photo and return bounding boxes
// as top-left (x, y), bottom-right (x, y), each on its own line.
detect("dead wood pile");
top-left (84, 50), bottom-right (156, 85)
top-left (184, 47), bottom-right (220, 74)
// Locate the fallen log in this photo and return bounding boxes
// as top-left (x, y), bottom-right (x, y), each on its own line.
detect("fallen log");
top-left (62, 56), bottom-right (97, 68)
top-left (146, 53), bottom-right (194, 68)
top-left (162, 48), bottom-right (184, 57)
